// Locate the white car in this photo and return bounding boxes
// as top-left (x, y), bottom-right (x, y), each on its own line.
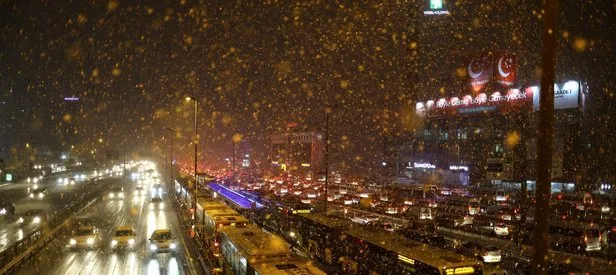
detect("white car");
top-left (111, 226), bottom-right (137, 249)
top-left (149, 229), bottom-right (177, 254)
top-left (69, 226), bottom-right (100, 249)
top-left (481, 246), bottom-right (502, 263)
top-left (108, 187), bottom-right (125, 199)
top-left (494, 223), bottom-right (509, 236)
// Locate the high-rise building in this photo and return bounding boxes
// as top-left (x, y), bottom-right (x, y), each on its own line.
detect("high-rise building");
top-left (270, 130), bottom-right (324, 176)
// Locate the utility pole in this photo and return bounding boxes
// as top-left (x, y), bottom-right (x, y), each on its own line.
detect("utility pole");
top-left (532, 0), bottom-right (559, 273)
top-left (324, 105), bottom-right (334, 215)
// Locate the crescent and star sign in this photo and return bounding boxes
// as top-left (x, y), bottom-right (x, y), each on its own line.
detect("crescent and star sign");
top-left (498, 57), bottom-right (511, 77)
top-left (467, 59), bottom-right (483, 79)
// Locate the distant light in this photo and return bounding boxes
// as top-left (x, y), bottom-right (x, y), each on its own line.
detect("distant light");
top-left (64, 97), bottom-right (79, 101)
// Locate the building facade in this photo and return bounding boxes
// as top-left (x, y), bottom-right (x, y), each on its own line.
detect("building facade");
top-left (270, 131), bottom-right (324, 177)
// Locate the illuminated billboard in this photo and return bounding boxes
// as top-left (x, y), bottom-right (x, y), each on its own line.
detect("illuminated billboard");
top-left (424, 0), bottom-right (450, 15)
top-left (416, 88), bottom-right (534, 118)
top-left (467, 53), bottom-right (493, 92)
top-left (494, 51), bottom-right (517, 87)
top-left (529, 80), bottom-right (582, 110)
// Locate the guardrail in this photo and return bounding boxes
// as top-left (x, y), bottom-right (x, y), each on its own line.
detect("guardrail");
top-left (0, 176), bottom-right (114, 273)
top-left (169, 191), bottom-right (214, 274)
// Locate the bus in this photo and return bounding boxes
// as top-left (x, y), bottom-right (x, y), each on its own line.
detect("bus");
top-left (219, 224), bottom-right (325, 275)
top-left (549, 220), bottom-right (602, 252)
top-left (293, 213), bottom-right (482, 275)
top-left (439, 197), bottom-right (481, 216)
top-left (524, 220), bottom-right (602, 252)
top-left (405, 205), bottom-right (433, 220)
top-left (201, 207), bottom-right (249, 256)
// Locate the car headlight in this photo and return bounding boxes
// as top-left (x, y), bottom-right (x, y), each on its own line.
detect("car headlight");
top-left (170, 243), bottom-right (176, 249)
top-left (0, 208), bottom-right (6, 215)
top-left (109, 193), bottom-right (115, 198)
top-left (38, 193), bottom-right (44, 198)
top-left (118, 193), bottom-right (124, 198)
top-left (111, 240), bottom-right (118, 246)
top-left (128, 239), bottom-right (135, 245)
top-left (17, 217), bottom-right (24, 223)
top-left (70, 239), bottom-right (76, 245)
top-left (30, 193), bottom-right (34, 198)
top-left (87, 238), bottom-right (94, 245)
top-left (150, 244), bottom-right (157, 251)
top-left (33, 216), bottom-right (41, 223)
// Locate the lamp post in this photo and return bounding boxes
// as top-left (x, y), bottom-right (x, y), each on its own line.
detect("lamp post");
top-left (166, 127), bottom-right (175, 190)
top-left (185, 96), bottom-right (198, 220)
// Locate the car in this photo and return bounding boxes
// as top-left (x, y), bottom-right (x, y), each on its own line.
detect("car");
top-left (108, 187), bottom-right (125, 199)
top-left (494, 223), bottom-right (510, 236)
top-left (29, 187), bottom-right (48, 199)
top-left (150, 197), bottom-right (164, 210)
top-left (18, 209), bottom-right (47, 225)
top-left (0, 202), bottom-right (16, 217)
top-left (134, 186), bottom-right (146, 196)
top-left (68, 226), bottom-right (101, 249)
top-left (459, 242), bottom-right (502, 263)
top-left (149, 229), bottom-right (177, 254)
top-left (481, 246), bottom-right (502, 263)
top-left (111, 226), bottom-right (138, 249)
top-left (152, 184), bottom-right (163, 196)
top-left (382, 222), bottom-right (403, 232)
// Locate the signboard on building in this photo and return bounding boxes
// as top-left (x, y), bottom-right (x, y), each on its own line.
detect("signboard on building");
top-left (494, 51), bottom-right (517, 87)
top-left (423, 0), bottom-right (450, 15)
top-left (467, 53), bottom-right (493, 92)
top-left (530, 80), bottom-right (581, 110)
top-left (416, 88), bottom-right (534, 118)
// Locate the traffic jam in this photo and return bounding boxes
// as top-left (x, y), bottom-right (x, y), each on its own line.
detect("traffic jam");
top-left (212, 173), bottom-right (616, 273)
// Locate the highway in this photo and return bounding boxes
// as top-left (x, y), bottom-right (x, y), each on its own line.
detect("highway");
top-left (0, 171), bottom-right (98, 251)
top-left (15, 174), bottom-right (200, 275)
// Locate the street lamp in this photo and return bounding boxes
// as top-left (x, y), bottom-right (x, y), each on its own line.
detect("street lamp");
top-left (166, 127), bottom-right (175, 190)
top-left (185, 96), bottom-right (198, 220)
